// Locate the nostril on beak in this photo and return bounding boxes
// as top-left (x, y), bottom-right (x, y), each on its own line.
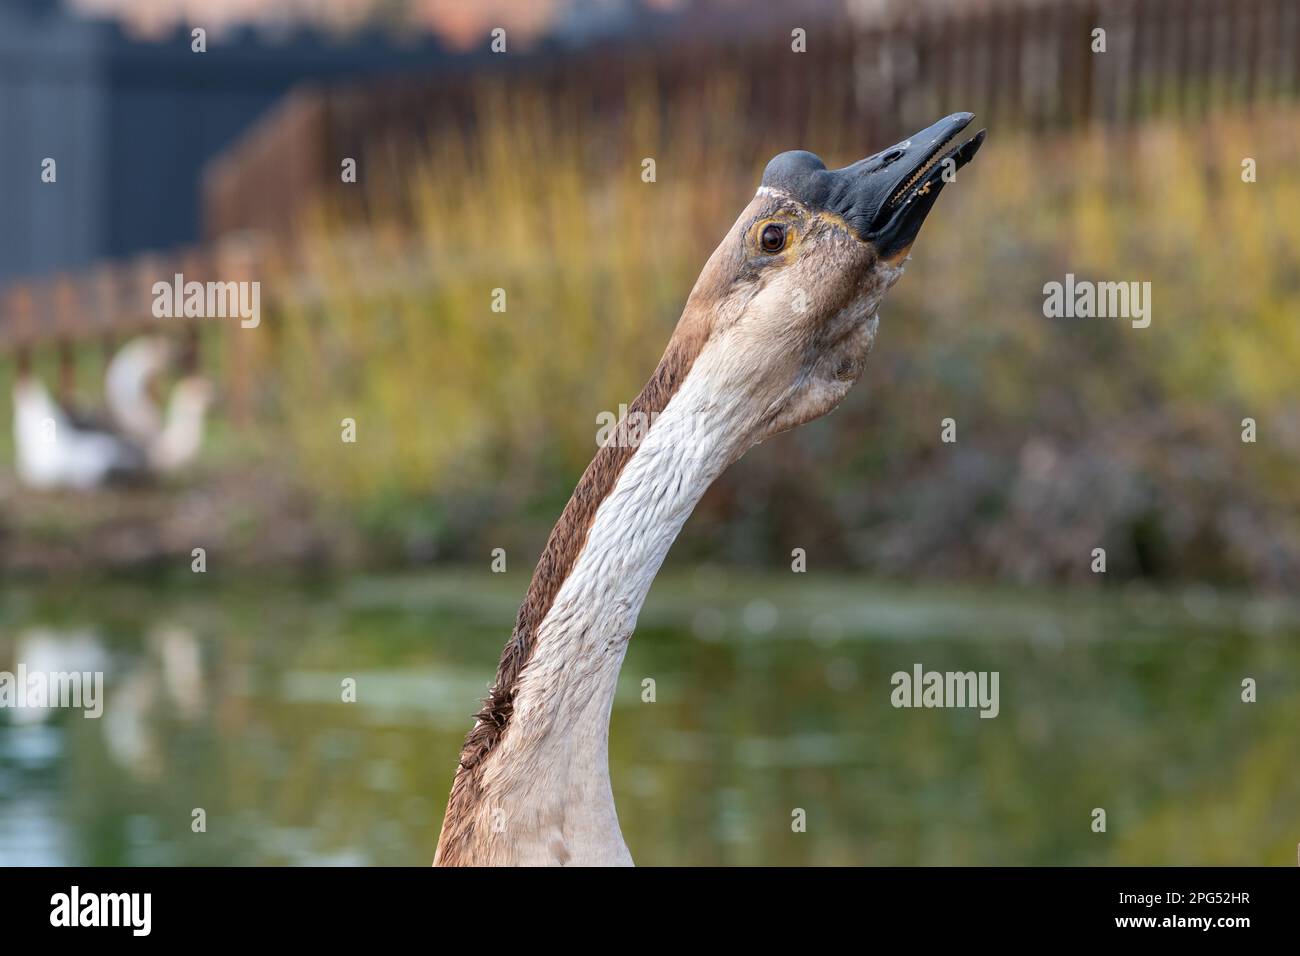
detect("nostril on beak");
top-left (880, 148), bottom-right (905, 167)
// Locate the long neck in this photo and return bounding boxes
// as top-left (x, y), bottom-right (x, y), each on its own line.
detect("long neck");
top-left (106, 344), bottom-right (165, 443)
top-left (436, 339), bottom-right (754, 865)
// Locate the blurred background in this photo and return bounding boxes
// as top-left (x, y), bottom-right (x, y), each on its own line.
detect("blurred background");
top-left (0, 0), bottom-right (1297, 865)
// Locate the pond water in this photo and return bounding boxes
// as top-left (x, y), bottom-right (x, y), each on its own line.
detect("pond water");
top-left (1, 569), bottom-right (1296, 865)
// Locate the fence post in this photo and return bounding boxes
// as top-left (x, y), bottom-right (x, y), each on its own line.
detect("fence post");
top-left (90, 265), bottom-right (118, 366)
top-left (53, 277), bottom-right (80, 405)
top-left (7, 283), bottom-right (36, 375)
top-left (218, 234), bottom-right (260, 427)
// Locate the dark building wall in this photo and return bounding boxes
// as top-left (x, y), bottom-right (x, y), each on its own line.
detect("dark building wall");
top-left (0, 0), bottom-right (449, 284)
top-left (0, 5), bottom-right (107, 283)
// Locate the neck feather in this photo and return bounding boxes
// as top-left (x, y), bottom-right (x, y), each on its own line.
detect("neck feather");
top-left (435, 333), bottom-right (752, 865)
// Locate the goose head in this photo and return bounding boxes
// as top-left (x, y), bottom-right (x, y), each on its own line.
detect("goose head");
top-left (674, 112), bottom-right (985, 447)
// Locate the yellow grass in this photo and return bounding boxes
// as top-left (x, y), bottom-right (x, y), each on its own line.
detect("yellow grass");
top-left (271, 81), bottom-right (1300, 561)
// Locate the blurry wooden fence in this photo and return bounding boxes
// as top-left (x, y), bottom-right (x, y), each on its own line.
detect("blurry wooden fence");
top-left (205, 0), bottom-right (1300, 241)
top-left (0, 237), bottom-right (266, 421)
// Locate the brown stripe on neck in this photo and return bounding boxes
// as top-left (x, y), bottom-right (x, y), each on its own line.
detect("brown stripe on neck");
top-left (459, 327), bottom-right (705, 772)
top-left (434, 315), bottom-right (711, 864)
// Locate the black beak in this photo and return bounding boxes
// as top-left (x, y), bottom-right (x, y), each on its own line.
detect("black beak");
top-left (760, 112), bottom-right (986, 260)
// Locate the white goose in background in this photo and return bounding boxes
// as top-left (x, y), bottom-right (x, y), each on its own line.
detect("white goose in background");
top-left (434, 113), bottom-right (986, 865)
top-left (12, 337), bottom-right (215, 489)
top-left (12, 372), bottom-right (147, 489)
top-left (106, 335), bottom-right (214, 473)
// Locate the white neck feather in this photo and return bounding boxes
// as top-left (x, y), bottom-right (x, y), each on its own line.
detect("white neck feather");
top-left (471, 344), bottom-right (756, 865)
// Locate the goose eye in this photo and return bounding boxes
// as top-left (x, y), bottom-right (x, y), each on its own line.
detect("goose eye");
top-left (760, 223), bottom-right (786, 253)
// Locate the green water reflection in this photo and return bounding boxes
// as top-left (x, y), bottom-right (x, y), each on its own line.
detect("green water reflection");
top-left (1, 570), bottom-right (1296, 865)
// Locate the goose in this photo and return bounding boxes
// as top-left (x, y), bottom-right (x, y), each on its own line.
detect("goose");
top-left (12, 372), bottom-right (148, 490)
top-left (12, 333), bottom-right (215, 488)
top-left (434, 112), bottom-right (986, 866)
